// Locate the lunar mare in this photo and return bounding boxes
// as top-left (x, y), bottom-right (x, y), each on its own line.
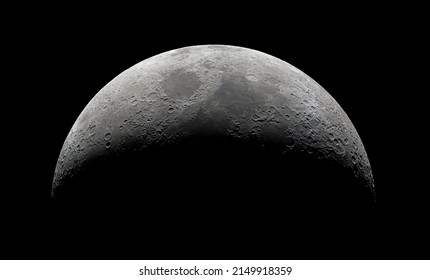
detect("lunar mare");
top-left (52, 45), bottom-right (375, 209)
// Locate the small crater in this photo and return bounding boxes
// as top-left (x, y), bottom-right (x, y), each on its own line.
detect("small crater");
top-left (131, 96), bottom-right (138, 106)
top-left (105, 142), bottom-right (111, 149)
top-left (266, 106), bottom-right (277, 114)
top-left (251, 114), bottom-right (266, 122)
top-left (251, 128), bottom-right (259, 136)
top-left (147, 92), bottom-right (158, 103)
top-left (333, 143), bottom-right (345, 155)
top-left (168, 107), bottom-right (174, 113)
top-left (88, 125), bottom-right (96, 136)
top-left (202, 60), bottom-right (216, 69)
top-left (306, 146), bottom-right (314, 154)
top-left (309, 118), bottom-right (320, 128)
top-left (246, 73), bottom-right (258, 82)
top-left (285, 138), bottom-right (295, 148)
top-left (343, 137), bottom-right (349, 145)
top-left (104, 133), bottom-right (112, 141)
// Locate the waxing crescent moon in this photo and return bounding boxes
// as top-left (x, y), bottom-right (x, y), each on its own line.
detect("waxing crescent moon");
top-left (52, 45), bottom-right (375, 212)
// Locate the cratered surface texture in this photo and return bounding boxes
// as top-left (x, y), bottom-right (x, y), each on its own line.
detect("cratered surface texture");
top-left (52, 45), bottom-right (375, 213)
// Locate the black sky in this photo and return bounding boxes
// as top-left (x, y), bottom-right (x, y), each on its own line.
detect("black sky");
top-left (4, 5), bottom-right (427, 259)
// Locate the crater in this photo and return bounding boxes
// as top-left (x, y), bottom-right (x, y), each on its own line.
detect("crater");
top-left (162, 68), bottom-right (201, 100)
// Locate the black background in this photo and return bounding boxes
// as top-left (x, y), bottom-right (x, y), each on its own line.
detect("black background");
top-left (4, 4), bottom-right (427, 259)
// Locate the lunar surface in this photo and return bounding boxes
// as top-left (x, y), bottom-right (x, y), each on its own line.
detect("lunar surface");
top-left (52, 45), bottom-right (375, 213)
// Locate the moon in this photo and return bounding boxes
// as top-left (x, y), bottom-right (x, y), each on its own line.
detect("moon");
top-left (52, 45), bottom-right (375, 214)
